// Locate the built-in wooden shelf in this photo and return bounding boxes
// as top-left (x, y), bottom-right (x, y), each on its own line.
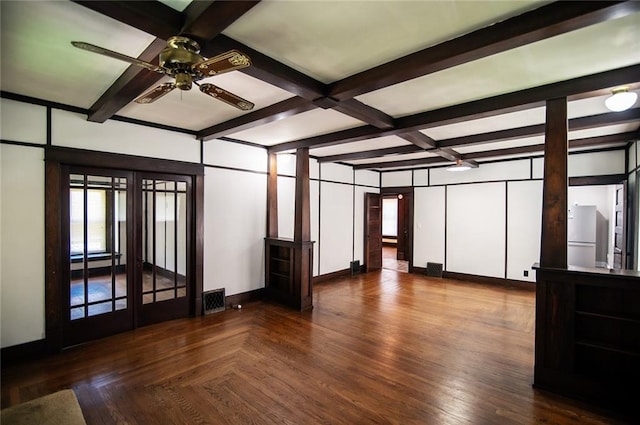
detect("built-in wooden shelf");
top-left (265, 238), bottom-right (314, 311)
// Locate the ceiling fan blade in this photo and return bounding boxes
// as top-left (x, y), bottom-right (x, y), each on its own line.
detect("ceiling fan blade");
top-left (194, 50), bottom-right (251, 77)
top-left (71, 41), bottom-right (164, 74)
top-left (135, 83), bottom-right (176, 104)
top-left (199, 83), bottom-right (254, 111)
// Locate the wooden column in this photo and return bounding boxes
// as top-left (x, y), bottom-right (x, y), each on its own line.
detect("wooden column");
top-left (540, 97), bottom-right (568, 268)
top-left (264, 148), bottom-right (313, 311)
top-left (294, 148), bottom-right (311, 242)
top-left (266, 152), bottom-right (278, 238)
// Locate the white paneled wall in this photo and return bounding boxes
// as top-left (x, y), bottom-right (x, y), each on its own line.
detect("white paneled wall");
top-left (1, 145), bottom-right (46, 347)
top-left (381, 170), bottom-right (411, 187)
top-left (319, 182), bottom-right (353, 274)
top-left (413, 186), bottom-right (445, 267)
top-left (447, 182), bottom-right (506, 278)
top-left (506, 181), bottom-right (542, 282)
top-left (277, 176), bottom-right (295, 239)
top-left (204, 168), bottom-right (266, 296)
top-left (204, 139), bottom-right (267, 173)
top-left (0, 98), bottom-right (47, 144)
top-left (52, 110), bottom-right (200, 162)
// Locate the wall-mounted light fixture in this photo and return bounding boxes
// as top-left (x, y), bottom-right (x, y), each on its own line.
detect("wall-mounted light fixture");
top-left (605, 87), bottom-right (637, 112)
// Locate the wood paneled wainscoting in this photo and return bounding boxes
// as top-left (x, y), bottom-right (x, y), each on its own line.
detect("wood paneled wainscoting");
top-left (2, 271), bottom-right (627, 424)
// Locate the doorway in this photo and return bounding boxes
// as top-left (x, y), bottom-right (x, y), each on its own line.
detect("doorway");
top-left (382, 196), bottom-right (408, 272)
top-left (45, 148), bottom-right (204, 350)
top-left (364, 188), bottom-right (413, 273)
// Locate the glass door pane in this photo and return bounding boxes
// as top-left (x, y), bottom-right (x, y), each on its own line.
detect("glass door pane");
top-left (68, 174), bottom-right (128, 320)
top-left (142, 178), bottom-right (188, 305)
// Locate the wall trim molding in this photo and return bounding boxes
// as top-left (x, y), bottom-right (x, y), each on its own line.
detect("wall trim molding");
top-left (313, 268), bottom-right (352, 283)
top-left (1, 339), bottom-right (48, 366)
top-left (225, 288), bottom-right (265, 308)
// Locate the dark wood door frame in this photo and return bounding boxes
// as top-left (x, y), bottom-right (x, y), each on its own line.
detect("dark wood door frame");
top-left (364, 193), bottom-right (382, 272)
top-left (45, 147), bottom-right (204, 351)
top-left (381, 187), bottom-right (414, 272)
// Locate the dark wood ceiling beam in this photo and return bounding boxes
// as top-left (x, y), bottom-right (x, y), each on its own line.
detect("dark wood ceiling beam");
top-left (438, 109), bottom-right (640, 149)
top-left (86, 38), bottom-right (168, 123)
top-left (328, 1), bottom-right (640, 101)
top-left (311, 98), bottom-right (394, 129)
top-left (355, 132), bottom-right (635, 170)
top-left (202, 35), bottom-right (325, 101)
top-left (398, 132), bottom-right (437, 149)
top-left (180, 1), bottom-right (261, 44)
top-left (269, 126), bottom-right (386, 153)
top-left (77, 1), bottom-right (260, 122)
top-left (353, 156), bottom-right (445, 170)
top-left (269, 65), bottom-right (640, 153)
top-left (198, 96), bottom-right (315, 141)
top-left (397, 65), bottom-right (640, 132)
top-left (317, 145), bottom-right (422, 163)
top-left (72, 1), bottom-right (183, 41)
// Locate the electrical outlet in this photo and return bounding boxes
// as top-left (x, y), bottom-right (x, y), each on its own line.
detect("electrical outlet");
top-left (523, 270), bottom-right (529, 277)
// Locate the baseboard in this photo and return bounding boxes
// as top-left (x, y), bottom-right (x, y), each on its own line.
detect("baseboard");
top-left (225, 288), bottom-right (264, 308)
top-left (312, 268), bottom-right (351, 284)
top-left (1, 338), bottom-right (48, 366)
top-left (412, 267), bottom-right (535, 291)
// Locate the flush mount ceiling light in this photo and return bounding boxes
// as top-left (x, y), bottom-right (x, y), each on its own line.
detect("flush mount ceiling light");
top-left (604, 87), bottom-right (638, 112)
top-left (447, 159), bottom-right (478, 172)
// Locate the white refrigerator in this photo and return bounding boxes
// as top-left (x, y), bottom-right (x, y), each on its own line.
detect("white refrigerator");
top-left (567, 205), bottom-right (597, 268)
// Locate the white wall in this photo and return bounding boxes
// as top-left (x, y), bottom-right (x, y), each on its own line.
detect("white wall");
top-left (0, 98), bottom-right (47, 145)
top-left (204, 168), bottom-right (266, 296)
top-left (413, 186), bottom-right (445, 268)
top-left (447, 182), bottom-right (506, 278)
top-left (1, 145), bottom-right (46, 347)
top-left (507, 181), bottom-right (542, 281)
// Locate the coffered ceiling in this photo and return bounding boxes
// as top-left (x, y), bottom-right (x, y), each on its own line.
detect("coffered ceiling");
top-left (1, 0), bottom-right (639, 171)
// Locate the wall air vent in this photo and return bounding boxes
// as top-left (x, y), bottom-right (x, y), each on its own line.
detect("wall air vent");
top-left (203, 288), bottom-right (226, 314)
top-left (425, 262), bottom-right (443, 278)
top-left (350, 260), bottom-right (361, 275)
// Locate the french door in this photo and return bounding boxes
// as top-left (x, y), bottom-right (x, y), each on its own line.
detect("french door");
top-left (62, 167), bottom-right (193, 346)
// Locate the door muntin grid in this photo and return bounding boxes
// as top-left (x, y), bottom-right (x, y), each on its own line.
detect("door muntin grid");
top-left (142, 179), bottom-right (188, 304)
top-left (69, 174), bottom-right (128, 320)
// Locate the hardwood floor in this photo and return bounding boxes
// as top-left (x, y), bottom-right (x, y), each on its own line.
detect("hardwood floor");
top-left (382, 245), bottom-right (408, 273)
top-left (1, 270), bottom-right (627, 424)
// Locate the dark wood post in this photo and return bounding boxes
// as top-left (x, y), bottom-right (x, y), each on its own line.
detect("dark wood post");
top-left (266, 152), bottom-right (278, 238)
top-left (540, 97), bottom-right (568, 268)
top-left (294, 148), bottom-right (310, 242)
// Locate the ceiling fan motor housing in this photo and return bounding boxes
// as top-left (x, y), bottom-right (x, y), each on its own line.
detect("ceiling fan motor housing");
top-left (159, 36), bottom-right (204, 90)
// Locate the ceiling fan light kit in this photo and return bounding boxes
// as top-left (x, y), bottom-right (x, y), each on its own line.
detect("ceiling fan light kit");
top-left (71, 36), bottom-right (254, 110)
top-left (604, 87), bottom-right (637, 112)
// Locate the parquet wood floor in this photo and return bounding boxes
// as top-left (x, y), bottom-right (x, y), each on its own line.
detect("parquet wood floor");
top-left (1, 270), bottom-right (627, 424)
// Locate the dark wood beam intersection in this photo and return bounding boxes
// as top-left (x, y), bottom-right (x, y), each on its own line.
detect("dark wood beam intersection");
top-left (76, 1), bottom-right (261, 122)
top-left (270, 66), bottom-right (640, 153)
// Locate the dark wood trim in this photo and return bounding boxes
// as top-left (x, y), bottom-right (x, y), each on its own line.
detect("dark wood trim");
top-left (569, 174), bottom-right (627, 186)
top-left (46, 146), bottom-right (204, 176)
top-left (0, 139), bottom-right (47, 149)
top-left (193, 173), bottom-right (204, 317)
top-left (540, 97), bottom-right (568, 269)
top-left (317, 145), bottom-right (421, 163)
top-left (353, 156), bottom-right (445, 170)
top-left (328, 1), bottom-right (640, 100)
top-left (225, 288), bottom-right (265, 308)
top-left (218, 137), bottom-right (269, 150)
top-left (312, 268), bottom-right (351, 284)
top-left (269, 125), bottom-right (383, 153)
top-left (407, 269), bottom-right (535, 291)
top-left (45, 160), bottom-right (63, 353)
top-left (0, 339), bottom-right (47, 366)
top-left (267, 153), bottom-right (279, 238)
top-left (199, 97), bottom-right (315, 141)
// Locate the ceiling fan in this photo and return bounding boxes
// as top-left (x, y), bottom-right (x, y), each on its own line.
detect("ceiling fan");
top-left (71, 36), bottom-right (254, 110)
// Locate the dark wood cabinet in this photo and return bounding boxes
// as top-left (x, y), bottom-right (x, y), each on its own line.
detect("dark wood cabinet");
top-left (265, 238), bottom-right (314, 311)
top-left (534, 265), bottom-right (640, 414)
